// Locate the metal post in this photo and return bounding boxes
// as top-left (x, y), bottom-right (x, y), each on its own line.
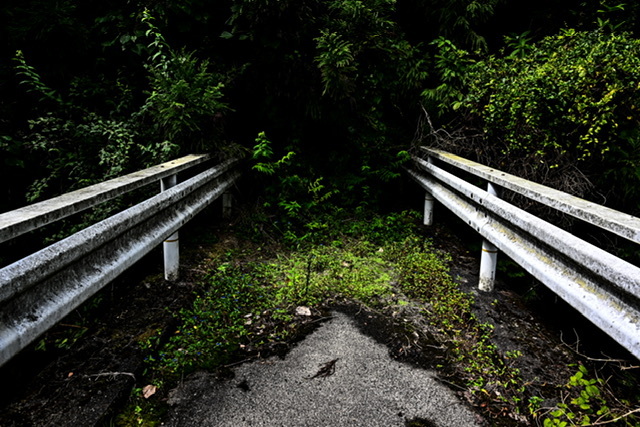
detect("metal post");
top-left (424, 191), bottom-right (435, 225)
top-left (479, 182), bottom-right (499, 291)
top-left (222, 192), bottom-right (233, 219)
top-left (161, 174), bottom-right (179, 281)
top-left (423, 156), bottom-right (435, 226)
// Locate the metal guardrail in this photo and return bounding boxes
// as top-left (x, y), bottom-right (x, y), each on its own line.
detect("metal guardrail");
top-left (408, 147), bottom-right (640, 360)
top-left (0, 156), bottom-right (240, 367)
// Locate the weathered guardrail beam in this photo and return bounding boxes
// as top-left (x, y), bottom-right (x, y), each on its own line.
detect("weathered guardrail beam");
top-left (409, 149), bottom-right (640, 360)
top-left (420, 147), bottom-right (640, 244)
top-left (0, 154), bottom-right (211, 244)
top-left (0, 158), bottom-right (238, 304)
top-left (413, 156), bottom-right (640, 298)
top-left (0, 156), bottom-right (240, 367)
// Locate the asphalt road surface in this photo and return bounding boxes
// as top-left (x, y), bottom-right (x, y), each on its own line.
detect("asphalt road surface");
top-left (163, 311), bottom-right (481, 426)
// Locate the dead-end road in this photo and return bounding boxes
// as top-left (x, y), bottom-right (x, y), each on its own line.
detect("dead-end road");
top-left (163, 311), bottom-right (483, 427)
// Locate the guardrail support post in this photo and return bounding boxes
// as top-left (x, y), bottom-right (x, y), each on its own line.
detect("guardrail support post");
top-left (223, 192), bottom-right (233, 219)
top-left (424, 191), bottom-right (435, 225)
top-left (161, 174), bottom-right (179, 281)
top-left (479, 183), bottom-right (499, 292)
top-left (423, 157), bottom-right (435, 225)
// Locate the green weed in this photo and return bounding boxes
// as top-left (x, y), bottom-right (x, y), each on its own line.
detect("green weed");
top-left (263, 240), bottom-right (394, 307)
top-left (134, 210), bottom-right (545, 423)
top-left (149, 265), bottom-right (281, 378)
top-left (391, 235), bottom-right (526, 411)
top-left (541, 364), bottom-right (640, 426)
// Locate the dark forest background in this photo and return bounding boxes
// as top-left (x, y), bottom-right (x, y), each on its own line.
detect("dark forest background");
top-left (1, 0), bottom-right (639, 221)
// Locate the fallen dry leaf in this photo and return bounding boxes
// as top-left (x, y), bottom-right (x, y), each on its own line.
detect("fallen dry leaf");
top-left (295, 306), bottom-right (312, 316)
top-left (142, 384), bottom-right (157, 399)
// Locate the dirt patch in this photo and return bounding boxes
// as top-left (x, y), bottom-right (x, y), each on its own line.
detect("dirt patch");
top-left (0, 262), bottom-right (190, 426)
top-left (0, 217), bottom-right (230, 426)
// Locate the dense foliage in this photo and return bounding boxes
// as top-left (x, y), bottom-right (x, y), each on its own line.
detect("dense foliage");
top-left (1, 0), bottom-right (639, 216)
top-left (3, 2), bottom-right (640, 425)
top-left (457, 30), bottom-right (640, 213)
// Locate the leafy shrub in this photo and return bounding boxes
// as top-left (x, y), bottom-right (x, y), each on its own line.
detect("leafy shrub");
top-left (422, 37), bottom-right (475, 116)
top-left (544, 365), bottom-right (612, 426)
top-left (426, 0), bottom-right (502, 52)
top-left (140, 11), bottom-right (228, 160)
top-left (248, 131), bottom-right (339, 245)
top-left (460, 30), bottom-right (640, 211)
top-left (13, 11), bottom-right (229, 203)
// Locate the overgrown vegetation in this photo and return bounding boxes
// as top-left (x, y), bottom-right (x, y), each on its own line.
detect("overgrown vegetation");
top-left (3, 0), bottom-right (640, 216)
top-left (394, 236), bottom-right (526, 406)
top-left (119, 211), bottom-right (432, 424)
top-left (2, 0), bottom-right (640, 425)
top-left (9, 10), bottom-right (230, 206)
top-left (139, 211), bottom-right (420, 380)
top-left (445, 30), bottom-right (640, 214)
top-left (115, 210), bottom-right (640, 426)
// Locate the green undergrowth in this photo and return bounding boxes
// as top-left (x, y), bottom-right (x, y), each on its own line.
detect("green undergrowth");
top-left (116, 210), bottom-right (433, 425)
top-left (541, 364), bottom-right (640, 427)
top-left (393, 234), bottom-right (640, 425)
top-left (117, 209), bottom-right (640, 426)
top-left (119, 210), bottom-right (522, 425)
top-left (139, 211), bottom-right (423, 382)
top-left (390, 235), bottom-right (531, 418)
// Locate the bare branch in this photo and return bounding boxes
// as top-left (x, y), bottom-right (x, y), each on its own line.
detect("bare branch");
top-left (589, 407), bottom-right (640, 426)
top-left (86, 371), bottom-right (136, 381)
top-left (559, 330), bottom-right (634, 365)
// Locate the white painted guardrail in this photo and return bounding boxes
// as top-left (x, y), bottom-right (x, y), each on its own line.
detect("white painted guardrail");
top-left (0, 155), bottom-right (240, 367)
top-left (408, 147), bottom-right (640, 360)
